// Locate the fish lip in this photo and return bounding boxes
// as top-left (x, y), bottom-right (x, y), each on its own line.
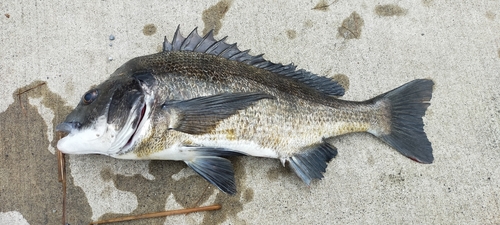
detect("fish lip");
top-left (55, 122), bottom-right (81, 134)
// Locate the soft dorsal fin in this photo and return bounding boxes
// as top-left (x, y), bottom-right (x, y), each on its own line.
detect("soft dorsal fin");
top-left (163, 26), bottom-right (345, 97)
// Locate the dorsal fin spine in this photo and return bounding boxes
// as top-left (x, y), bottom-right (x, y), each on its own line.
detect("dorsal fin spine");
top-left (163, 36), bottom-right (172, 52)
top-left (193, 28), bottom-right (208, 52)
top-left (228, 49), bottom-right (248, 60)
top-left (205, 37), bottom-right (227, 54)
top-left (162, 27), bottom-right (345, 97)
top-left (172, 26), bottom-right (182, 50)
top-left (180, 28), bottom-right (196, 50)
top-left (218, 43), bottom-right (237, 57)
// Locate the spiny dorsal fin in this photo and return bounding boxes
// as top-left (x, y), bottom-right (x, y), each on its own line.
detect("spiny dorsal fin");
top-left (163, 26), bottom-right (345, 97)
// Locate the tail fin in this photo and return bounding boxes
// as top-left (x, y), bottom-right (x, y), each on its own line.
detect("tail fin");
top-left (370, 79), bottom-right (434, 163)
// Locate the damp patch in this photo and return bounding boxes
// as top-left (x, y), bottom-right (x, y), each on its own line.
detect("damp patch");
top-left (332, 74), bottom-right (350, 92)
top-left (375, 4), bottom-right (408, 17)
top-left (338, 11), bottom-right (364, 39)
top-left (0, 81), bottom-right (92, 224)
top-left (287, 30), bottom-right (297, 39)
top-left (485, 11), bottom-right (496, 21)
top-left (143, 24), bottom-right (157, 36)
top-left (312, 0), bottom-right (333, 11)
top-left (202, 0), bottom-right (233, 36)
top-left (422, 0), bottom-right (434, 7)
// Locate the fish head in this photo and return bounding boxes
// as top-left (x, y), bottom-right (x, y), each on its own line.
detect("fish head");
top-left (56, 72), bottom-right (155, 155)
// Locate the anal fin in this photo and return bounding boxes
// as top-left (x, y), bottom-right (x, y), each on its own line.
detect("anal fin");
top-left (288, 141), bottom-right (338, 185)
top-left (185, 156), bottom-right (237, 195)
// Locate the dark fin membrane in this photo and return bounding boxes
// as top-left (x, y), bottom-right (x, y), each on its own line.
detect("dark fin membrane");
top-left (371, 79), bottom-right (434, 164)
top-left (181, 146), bottom-right (247, 157)
top-left (163, 26), bottom-right (345, 97)
top-left (162, 92), bottom-right (273, 135)
top-left (185, 156), bottom-right (237, 195)
top-left (288, 141), bottom-right (338, 185)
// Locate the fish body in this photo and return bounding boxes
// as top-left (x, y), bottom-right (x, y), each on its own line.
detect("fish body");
top-left (56, 27), bottom-right (434, 194)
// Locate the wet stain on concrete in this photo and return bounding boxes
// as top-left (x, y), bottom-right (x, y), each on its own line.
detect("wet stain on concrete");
top-left (100, 157), bottom-right (250, 224)
top-left (202, 0), bottom-right (233, 36)
top-left (143, 24), bottom-right (157, 36)
top-left (64, 81), bottom-right (76, 96)
top-left (286, 30), bottom-right (297, 39)
top-left (379, 171), bottom-right (405, 186)
top-left (422, 0), bottom-right (434, 7)
top-left (100, 167), bottom-right (114, 181)
top-left (100, 186), bottom-right (114, 199)
top-left (375, 4), bottom-right (408, 17)
top-left (156, 44), bottom-right (163, 53)
top-left (242, 188), bottom-right (254, 203)
top-left (303, 20), bottom-right (314, 29)
top-left (266, 164), bottom-right (295, 181)
top-left (0, 81), bottom-right (92, 224)
top-left (338, 12), bottom-right (364, 39)
top-left (486, 11), bottom-right (496, 21)
top-left (266, 167), bottom-right (280, 181)
top-left (99, 161), bottom-right (194, 224)
top-left (332, 74), bottom-right (350, 92)
top-left (367, 154), bottom-right (375, 166)
top-left (66, 163), bottom-right (95, 224)
top-left (312, 0), bottom-right (331, 11)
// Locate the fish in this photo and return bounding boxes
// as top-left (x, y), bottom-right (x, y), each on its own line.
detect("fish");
top-left (56, 27), bottom-right (434, 194)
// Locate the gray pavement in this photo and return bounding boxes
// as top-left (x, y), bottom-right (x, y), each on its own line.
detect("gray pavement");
top-left (1, 1), bottom-right (500, 224)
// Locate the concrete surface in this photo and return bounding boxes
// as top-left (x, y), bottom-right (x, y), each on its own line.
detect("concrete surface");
top-left (1, 0), bottom-right (500, 224)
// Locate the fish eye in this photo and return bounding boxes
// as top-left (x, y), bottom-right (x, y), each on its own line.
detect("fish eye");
top-left (82, 89), bottom-right (98, 104)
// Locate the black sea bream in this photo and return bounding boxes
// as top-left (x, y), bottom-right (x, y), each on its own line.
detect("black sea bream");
top-left (56, 27), bottom-right (434, 194)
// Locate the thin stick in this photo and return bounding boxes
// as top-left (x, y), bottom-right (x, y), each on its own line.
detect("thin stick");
top-left (17, 82), bottom-right (46, 116)
top-left (16, 82), bottom-right (46, 95)
top-left (57, 133), bottom-right (67, 225)
top-left (18, 94), bottom-right (26, 116)
top-left (57, 149), bottom-right (65, 182)
top-left (89, 204), bottom-right (222, 225)
top-left (61, 158), bottom-right (67, 225)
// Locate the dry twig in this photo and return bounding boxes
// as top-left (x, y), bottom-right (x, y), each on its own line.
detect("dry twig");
top-left (57, 133), bottom-right (67, 225)
top-left (16, 82), bottom-right (46, 96)
top-left (90, 204), bottom-right (222, 225)
top-left (16, 82), bottom-right (46, 116)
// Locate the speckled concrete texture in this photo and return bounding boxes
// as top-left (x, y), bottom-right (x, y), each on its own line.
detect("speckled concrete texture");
top-left (1, 1), bottom-right (500, 224)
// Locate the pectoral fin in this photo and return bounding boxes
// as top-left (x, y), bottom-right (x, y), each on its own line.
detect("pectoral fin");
top-left (185, 156), bottom-right (238, 194)
top-left (162, 92), bottom-right (273, 134)
top-left (181, 146), bottom-right (246, 157)
top-left (288, 141), bottom-right (338, 185)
